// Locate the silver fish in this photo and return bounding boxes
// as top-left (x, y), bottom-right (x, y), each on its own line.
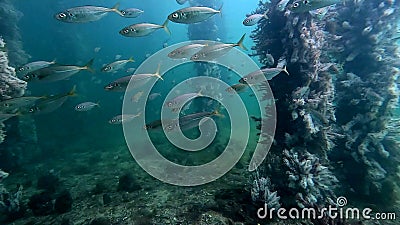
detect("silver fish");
top-left (17, 60), bottom-right (56, 76)
top-left (288, 0), bottom-right (341, 13)
top-left (75, 102), bottom-right (99, 111)
top-left (243, 11), bottom-right (268, 26)
top-left (276, 0), bottom-right (291, 11)
top-left (55, 3), bottom-right (123, 23)
top-left (168, 43), bottom-right (206, 59)
top-left (309, 6), bottom-right (330, 19)
top-left (0, 96), bottom-right (44, 112)
top-left (109, 113), bottom-right (141, 124)
top-left (104, 66), bottom-right (163, 92)
top-left (26, 86), bottom-right (77, 115)
top-left (168, 6), bottom-right (221, 24)
top-left (239, 66), bottom-right (289, 84)
top-left (120, 8), bottom-right (144, 18)
top-left (119, 20), bottom-right (170, 37)
top-left (164, 91), bottom-right (202, 110)
top-left (191, 34), bottom-right (247, 61)
top-left (148, 93), bottom-right (161, 100)
top-left (176, 0), bottom-right (188, 5)
top-left (101, 57), bottom-right (134, 73)
top-left (164, 110), bottom-right (222, 132)
top-left (225, 83), bottom-right (248, 94)
top-left (23, 59), bottom-right (94, 82)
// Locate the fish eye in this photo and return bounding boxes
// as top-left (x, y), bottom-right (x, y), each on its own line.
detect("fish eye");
top-left (58, 13), bottom-right (66, 18)
top-left (123, 29), bottom-right (129, 34)
top-left (18, 67), bottom-right (24, 71)
top-left (172, 13), bottom-right (179, 18)
top-left (4, 103), bottom-right (9, 107)
top-left (105, 66), bottom-right (111, 71)
top-left (24, 75), bottom-right (30, 79)
top-left (303, 0), bottom-right (308, 4)
top-left (111, 119), bottom-right (116, 123)
top-left (243, 77), bottom-right (248, 81)
top-left (293, 2), bottom-right (299, 7)
top-left (167, 125), bottom-right (173, 130)
top-left (168, 102), bottom-right (172, 107)
top-left (245, 19), bottom-right (250, 23)
top-left (114, 83), bottom-right (119, 87)
top-left (121, 10), bottom-right (126, 15)
top-left (29, 108), bottom-right (34, 112)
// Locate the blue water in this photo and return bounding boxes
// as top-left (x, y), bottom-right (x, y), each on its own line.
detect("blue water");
top-left (1, 0), bottom-right (399, 224)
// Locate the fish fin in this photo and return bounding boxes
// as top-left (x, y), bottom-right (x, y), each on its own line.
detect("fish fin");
top-left (218, 3), bottom-right (223, 17)
top-left (128, 56), bottom-right (135, 62)
top-left (263, 9), bottom-right (269, 19)
top-left (84, 58), bottom-right (95, 73)
top-left (68, 85), bottom-right (78, 97)
top-left (51, 58), bottom-right (57, 64)
top-left (212, 109), bottom-right (225, 118)
top-left (154, 64), bottom-right (164, 80)
top-left (111, 3), bottom-right (124, 16)
top-left (96, 100), bottom-right (101, 108)
top-left (236, 34), bottom-right (248, 51)
top-left (282, 65), bottom-right (289, 75)
top-left (162, 19), bottom-right (171, 36)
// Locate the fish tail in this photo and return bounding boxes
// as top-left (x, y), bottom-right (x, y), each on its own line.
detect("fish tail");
top-left (68, 85), bottom-right (78, 97)
top-left (96, 100), bottom-right (101, 108)
top-left (51, 58), bottom-right (57, 64)
top-left (218, 3), bottom-right (223, 17)
top-left (111, 3), bottom-right (124, 16)
top-left (162, 19), bottom-right (171, 36)
top-left (212, 109), bottom-right (225, 118)
top-left (84, 58), bottom-right (95, 73)
top-left (154, 64), bottom-right (164, 80)
top-left (236, 34), bottom-right (248, 51)
top-left (263, 9), bottom-right (269, 19)
top-left (282, 65), bottom-right (289, 75)
top-left (128, 56), bottom-right (135, 62)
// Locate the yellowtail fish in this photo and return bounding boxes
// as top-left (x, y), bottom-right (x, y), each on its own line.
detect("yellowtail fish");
top-left (109, 113), bottom-right (141, 124)
top-left (26, 86), bottom-right (77, 115)
top-left (243, 10), bottom-right (268, 26)
top-left (120, 8), bottom-right (144, 18)
top-left (168, 6), bottom-right (222, 24)
top-left (119, 19), bottom-right (170, 37)
top-left (17, 60), bottom-right (56, 76)
top-left (168, 43), bottom-right (206, 59)
top-left (101, 57), bottom-right (134, 73)
top-left (288, 0), bottom-right (341, 13)
top-left (104, 65), bottom-right (163, 92)
top-left (191, 34), bottom-right (247, 61)
top-left (23, 59), bottom-right (94, 82)
top-left (225, 83), bottom-right (248, 93)
top-left (239, 66), bottom-right (289, 84)
top-left (55, 3), bottom-right (123, 23)
top-left (75, 101), bottom-right (100, 111)
top-left (164, 90), bottom-right (202, 111)
top-left (164, 110), bottom-right (222, 132)
top-left (0, 96), bottom-right (45, 112)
